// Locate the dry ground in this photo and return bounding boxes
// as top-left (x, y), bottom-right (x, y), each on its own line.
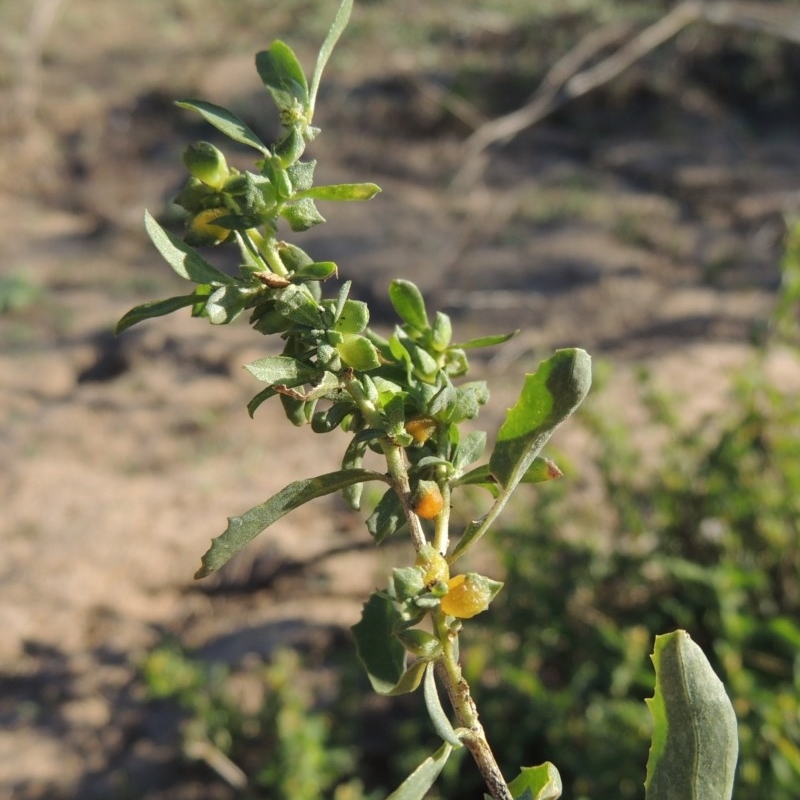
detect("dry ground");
top-left (1, 2), bottom-right (799, 797)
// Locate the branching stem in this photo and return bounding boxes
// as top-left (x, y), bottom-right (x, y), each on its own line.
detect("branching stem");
top-left (381, 443), bottom-right (427, 552)
top-left (434, 612), bottom-right (513, 800)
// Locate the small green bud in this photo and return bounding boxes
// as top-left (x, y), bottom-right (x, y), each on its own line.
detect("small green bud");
top-left (274, 126), bottom-right (306, 168)
top-left (183, 142), bottom-right (230, 189)
top-left (395, 629), bottom-right (442, 660)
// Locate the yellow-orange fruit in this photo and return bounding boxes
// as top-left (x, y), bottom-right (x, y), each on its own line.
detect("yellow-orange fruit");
top-left (412, 480), bottom-right (444, 520)
top-left (187, 208), bottom-right (231, 245)
top-left (415, 546), bottom-right (449, 585)
top-left (440, 573), bottom-right (494, 619)
top-left (405, 416), bottom-right (437, 444)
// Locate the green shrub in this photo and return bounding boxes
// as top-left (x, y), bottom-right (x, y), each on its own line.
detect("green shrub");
top-left (142, 645), bottom-right (371, 799)
top-left (459, 221), bottom-right (800, 799)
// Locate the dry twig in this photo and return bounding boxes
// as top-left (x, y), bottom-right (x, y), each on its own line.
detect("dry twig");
top-left (453, 0), bottom-right (800, 189)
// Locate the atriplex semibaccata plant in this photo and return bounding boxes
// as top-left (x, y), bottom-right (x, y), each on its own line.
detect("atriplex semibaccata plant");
top-left (117, 2), bottom-right (738, 798)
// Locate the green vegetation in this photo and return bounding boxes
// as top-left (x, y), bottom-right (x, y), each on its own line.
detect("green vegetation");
top-left (113, 1), bottom-right (783, 797)
top-left (457, 220), bottom-right (800, 799)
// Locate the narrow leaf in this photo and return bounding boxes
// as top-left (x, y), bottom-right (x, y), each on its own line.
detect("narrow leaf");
top-left (455, 457), bottom-right (562, 489)
top-left (291, 261), bottom-right (338, 283)
top-left (489, 349), bottom-right (591, 490)
top-left (309, 0), bottom-right (353, 115)
top-left (273, 284), bottom-right (323, 327)
top-left (645, 630), bottom-right (738, 800)
top-left (451, 431), bottom-right (487, 476)
top-left (195, 468), bottom-right (387, 577)
top-left (424, 663), bottom-right (462, 748)
top-left (115, 293), bottom-right (201, 334)
top-left (255, 41), bottom-right (309, 112)
top-left (144, 211), bottom-right (236, 286)
top-left (456, 331), bottom-right (518, 349)
top-left (175, 100), bottom-right (269, 154)
top-left (294, 182), bottom-right (381, 201)
top-left (366, 488), bottom-right (406, 544)
top-left (341, 433), bottom-right (368, 510)
top-left (389, 279), bottom-right (429, 331)
top-left (245, 355), bottom-right (319, 387)
top-left (508, 763), bottom-right (563, 800)
top-left (385, 743), bottom-right (453, 800)
top-left (205, 285), bottom-right (252, 325)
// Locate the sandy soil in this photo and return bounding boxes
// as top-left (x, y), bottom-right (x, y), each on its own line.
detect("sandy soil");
top-left (1, 2), bottom-right (799, 797)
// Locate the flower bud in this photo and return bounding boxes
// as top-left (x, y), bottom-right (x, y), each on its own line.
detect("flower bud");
top-left (183, 142), bottom-right (230, 189)
top-left (440, 572), bottom-right (503, 619)
top-left (415, 545), bottom-right (449, 586)
top-left (185, 208), bottom-right (231, 246)
top-left (405, 416), bottom-right (437, 444)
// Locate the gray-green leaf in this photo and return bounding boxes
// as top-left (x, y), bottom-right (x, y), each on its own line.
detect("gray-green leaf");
top-left (489, 348), bottom-right (591, 490)
top-left (389, 279), bottom-right (429, 332)
top-left (175, 100), bottom-right (269, 154)
top-left (508, 763), bottom-right (562, 800)
top-left (645, 630), bottom-right (738, 800)
top-left (294, 183), bottom-right (381, 202)
top-left (424, 663), bottom-right (462, 748)
top-left (309, 0), bottom-right (353, 116)
top-left (351, 591), bottom-right (407, 695)
top-left (115, 293), bottom-right (202, 334)
top-left (385, 743), bottom-right (453, 800)
top-left (256, 40), bottom-right (309, 113)
top-left (195, 468), bottom-right (387, 577)
top-left (144, 211), bottom-right (236, 286)
top-left (245, 355), bottom-right (319, 388)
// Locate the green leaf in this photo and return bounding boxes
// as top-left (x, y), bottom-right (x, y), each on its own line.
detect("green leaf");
top-left (351, 592), bottom-right (406, 694)
top-left (195, 468), bottom-right (387, 577)
top-left (291, 261), bottom-right (338, 283)
top-left (424, 662), bottom-right (463, 748)
top-left (395, 630), bottom-right (442, 660)
top-left (281, 197), bottom-right (326, 231)
top-left (115, 293), bottom-right (201, 334)
top-left (245, 355), bottom-right (319, 387)
top-left (341, 433), bottom-right (369, 510)
top-left (455, 457), bottom-right (562, 490)
top-left (294, 182), bottom-right (381, 201)
top-left (286, 159), bottom-right (316, 192)
top-left (309, 0), bottom-right (353, 116)
top-left (389, 279), bottom-right (429, 331)
top-left (385, 743), bottom-right (453, 800)
top-left (508, 763), bottom-right (562, 800)
top-left (175, 100), bottom-right (269, 154)
top-left (205, 285), bottom-right (252, 325)
top-left (337, 334), bottom-right (381, 371)
top-left (144, 211), bottom-right (236, 286)
top-left (452, 431), bottom-right (487, 474)
top-left (431, 312), bottom-right (452, 351)
top-left (452, 352), bottom-right (588, 563)
top-left (273, 284), bottom-right (322, 327)
top-left (367, 488), bottom-right (406, 544)
top-left (442, 381), bottom-right (489, 423)
top-left (255, 40), bottom-right (309, 112)
top-left (334, 299), bottom-right (369, 333)
top-left (456, 331), bottom-right (518, 349)
top-left (489, 349), bottom-right (591, 490)
top-left (645, 630), bottom-right (738, 800)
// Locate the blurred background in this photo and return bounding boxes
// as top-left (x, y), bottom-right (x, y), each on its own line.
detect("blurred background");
top-left (1, 1), bottom-right (799, 798)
